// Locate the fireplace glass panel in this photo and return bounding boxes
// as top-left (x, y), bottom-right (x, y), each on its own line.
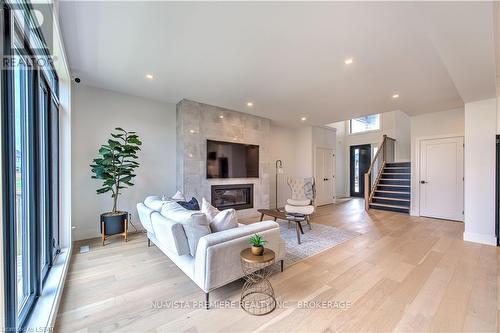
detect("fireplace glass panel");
top-left (211, 184), bottom-right (254, 210)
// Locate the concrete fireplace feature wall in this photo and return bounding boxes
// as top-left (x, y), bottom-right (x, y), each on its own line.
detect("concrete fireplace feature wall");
top-left (176, 99), bottom-right (271, 216)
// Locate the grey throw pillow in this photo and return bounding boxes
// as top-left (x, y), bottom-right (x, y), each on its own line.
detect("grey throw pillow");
top-left (183, 213), bottom-right (211, 256)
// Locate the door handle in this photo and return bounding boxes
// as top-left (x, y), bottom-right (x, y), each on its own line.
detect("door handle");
top-left (420, 180), bottom-right (427, 184)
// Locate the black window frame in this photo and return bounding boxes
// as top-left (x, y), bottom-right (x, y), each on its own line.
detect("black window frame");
top-left (2, 3), bottom-right (60, 330)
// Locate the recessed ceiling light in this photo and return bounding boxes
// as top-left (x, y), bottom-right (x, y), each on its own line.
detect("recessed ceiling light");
top-left (344, 58), bottom-right (354, 65)
top-left (301, 116), bottom-right (307, 121)
top-left (392, 94), bottom-right (400, 99)
top-left (246, 102), bottom-right (254, 107)
top-left (189, 129), bottom-right (195, 134)
top-left (145, 74), bottom-right (154, 80)
top-left (219, 115), bottom-right (224, 119)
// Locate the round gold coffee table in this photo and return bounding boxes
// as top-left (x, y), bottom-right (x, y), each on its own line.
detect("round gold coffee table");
top-left (240, 248), bottom-right (276, 316)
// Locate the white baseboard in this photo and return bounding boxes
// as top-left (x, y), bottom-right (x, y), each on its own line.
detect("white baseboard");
top-left (463, 232), bottom-right (497, 246)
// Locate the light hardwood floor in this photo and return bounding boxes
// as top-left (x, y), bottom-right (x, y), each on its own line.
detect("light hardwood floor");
top-left (55, 198), bottom-right (499, 332)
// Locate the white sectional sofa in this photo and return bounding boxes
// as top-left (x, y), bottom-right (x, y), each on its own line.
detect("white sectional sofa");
top-left (136, 196), bottom-right (286, 307)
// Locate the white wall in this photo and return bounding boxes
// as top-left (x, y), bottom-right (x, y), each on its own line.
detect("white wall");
top-left (464, 98), bottom-right (497, 245)
top-left (269, 124), bottom-right (297, 208)
top-left (394, 110), bottom-right (411, 161)
top-left (294, 127), bottom-right (314, 177)
top-left (410, 107), bottom-right (465, 216)
top-left (72, 85), bottom-right (176, 241)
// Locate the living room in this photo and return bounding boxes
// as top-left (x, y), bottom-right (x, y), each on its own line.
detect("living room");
top-left (1, 1), bottom-right (500, 332)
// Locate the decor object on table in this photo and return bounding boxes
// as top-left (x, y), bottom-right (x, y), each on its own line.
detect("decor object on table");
top-left (249, 233), bottom-right (267, 255)
top-left (90, 127), bottom-right (142, 245)
top-left (275, 160), bottom-right (284, 210)
top-left (240, 248), bottom-right (277, 316)
top-left (285, 177), bottom-right (316, 228)
top-left (137, 196), bottom-right (285, 309)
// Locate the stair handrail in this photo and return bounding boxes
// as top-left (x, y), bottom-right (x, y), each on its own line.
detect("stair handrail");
top-left (364, 135), bottom-right (396, 211)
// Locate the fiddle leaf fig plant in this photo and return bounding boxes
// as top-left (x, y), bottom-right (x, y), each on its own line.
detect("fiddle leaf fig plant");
top-left (90, 128), bottom-right (142, 214)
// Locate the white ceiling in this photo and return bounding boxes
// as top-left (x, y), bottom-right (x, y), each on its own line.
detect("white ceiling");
top-left (59, 1), bottom-right (497, 128)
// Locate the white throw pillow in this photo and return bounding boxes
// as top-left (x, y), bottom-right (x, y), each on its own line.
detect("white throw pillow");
top-left (201, 197), bottom-right (220, 221)
top-left (209, 209), bottom-right (239, 233)
top-left (171, 190), bottom-right (186, 201)
top-left (183, 213), bottom-right (211, 256)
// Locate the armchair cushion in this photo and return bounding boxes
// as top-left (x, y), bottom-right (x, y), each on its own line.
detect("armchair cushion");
top-left (285, 204), bottom-right (314, 215)
top-left (286, 198), bottom-right (311, 206)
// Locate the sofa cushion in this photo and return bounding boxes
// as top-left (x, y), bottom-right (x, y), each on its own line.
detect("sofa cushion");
top-left (177, 197), bottom-right (200, 211)
top-left (144, 196), bottom-right (165, 211)
top-left (161, 201), bottom-right (199, 223)
top-left (183, 213), bottom-right (211, 256)
top-left (150, 212), bottom-right (190, 256)
top-left (209, 209), bottom-right (239, 233)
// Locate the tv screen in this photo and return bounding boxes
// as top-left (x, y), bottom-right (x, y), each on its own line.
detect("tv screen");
top-left (207, 140), bottom-right (259, 178)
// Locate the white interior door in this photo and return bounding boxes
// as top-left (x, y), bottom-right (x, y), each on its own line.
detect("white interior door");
top-left (315, 147), bottom-right (335, 206)
top-left (420, 137), bottom-right (464, 221)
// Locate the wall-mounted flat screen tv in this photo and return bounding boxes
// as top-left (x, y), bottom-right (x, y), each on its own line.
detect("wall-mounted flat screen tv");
top-left (206, 140), bottom-right (259, 178)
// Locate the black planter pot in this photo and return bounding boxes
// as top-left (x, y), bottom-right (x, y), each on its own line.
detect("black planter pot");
top-left (100, 211), bottom-right (128, 235)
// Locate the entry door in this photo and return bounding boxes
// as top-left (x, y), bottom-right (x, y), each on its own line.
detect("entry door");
top-left (315, 147), bottom-right (335, 206)
top-left (350, 144), bottom-right (371, 197)
top-left (420, 137), bottom-right (464, 221)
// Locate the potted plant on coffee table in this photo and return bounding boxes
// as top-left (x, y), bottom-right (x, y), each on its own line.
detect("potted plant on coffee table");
top-left (90, 128), bottom-right (142, 245)
top-left (249, 234), bottom-right (267, 256)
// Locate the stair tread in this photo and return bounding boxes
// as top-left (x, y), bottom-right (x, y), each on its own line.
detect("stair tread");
top-left (377, 184), bottom-right (410, 188)
top-left (380, 178), bottom-right (411, 181)
top-left (375, 190), bottom-right (410, 194)
top-left (382, 173), bottom-right (410, 175)
top-left (384, 167), bottom-right (410, 169)
top-left (370, 202), bottom-right (410, 210)
top-left (373, 196), bottom-right (410, 202)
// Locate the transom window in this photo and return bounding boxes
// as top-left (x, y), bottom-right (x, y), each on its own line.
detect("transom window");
top-left (349, 114), bottom-right (380, 134)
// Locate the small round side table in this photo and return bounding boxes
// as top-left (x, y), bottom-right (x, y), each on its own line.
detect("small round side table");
top-left (240, 248), bottom-right (276, 316)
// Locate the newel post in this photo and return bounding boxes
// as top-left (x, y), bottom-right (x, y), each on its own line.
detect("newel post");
top-left (382, 134), bottom-right (387, 163)
top-left (364, 172), bottom-right (370, 211)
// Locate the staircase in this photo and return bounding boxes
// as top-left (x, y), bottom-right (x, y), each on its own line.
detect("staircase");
top-left (369, 162), bottom-right (410, 213)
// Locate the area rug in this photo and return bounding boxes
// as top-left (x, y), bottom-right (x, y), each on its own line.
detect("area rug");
top-left (277, 221), bottom-right (360, 267)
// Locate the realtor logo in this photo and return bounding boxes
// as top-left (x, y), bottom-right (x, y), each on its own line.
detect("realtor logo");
top-left (4, 0), bottom-right (55, 68)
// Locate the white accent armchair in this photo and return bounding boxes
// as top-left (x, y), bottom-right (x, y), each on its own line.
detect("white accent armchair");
top-left (285, 177), bottom-right (316, 228)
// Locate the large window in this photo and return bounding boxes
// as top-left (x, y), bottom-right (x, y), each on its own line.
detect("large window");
top-left (349, 114), bottom-right (380, 134)
top-left (2, 6), bottom-right (60, 330)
